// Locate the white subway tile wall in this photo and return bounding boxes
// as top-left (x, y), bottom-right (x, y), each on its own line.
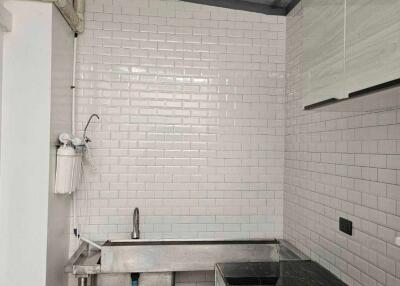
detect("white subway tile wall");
top-left (75, 0), bottom-right (285, 242)
top-left (285, 3), bottom-right (400, 286)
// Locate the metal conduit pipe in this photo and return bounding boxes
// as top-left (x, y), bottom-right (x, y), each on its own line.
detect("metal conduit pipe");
top-left (36, 0), bottom-right (85, 33)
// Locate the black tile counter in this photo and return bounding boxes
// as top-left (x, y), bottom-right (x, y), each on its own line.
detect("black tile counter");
top-left (216, 261), bottom-right (347, 286)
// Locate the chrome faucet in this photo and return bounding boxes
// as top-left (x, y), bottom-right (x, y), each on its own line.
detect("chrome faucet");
top-left (131, 207), bottom-right (140, 239)
top-left (83, 113), bottom-right (100, 143)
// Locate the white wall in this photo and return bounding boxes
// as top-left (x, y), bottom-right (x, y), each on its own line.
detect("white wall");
top-left (46, 5), bottom-right (73, 286)
top-left (0, 1), bottom-right (5, 280)
top-left (0, 0), bottom-right (5, 167)
top-left (1, 2), bottom-right (52, 285)
top-left (0, 28), bottom-right (3, 156)
top-left (1, 2), bottom-right (73, 286)
top-left (284, 2), bottom-right (400, 286)
top-left (0, 0), bottom-right (8, 177)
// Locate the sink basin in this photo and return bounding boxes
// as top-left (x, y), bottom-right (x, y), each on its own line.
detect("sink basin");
top-left (101, 239), bottom-right (280, 273)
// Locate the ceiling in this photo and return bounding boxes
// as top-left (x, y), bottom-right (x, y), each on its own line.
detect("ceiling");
top-left (181, 0), bottom-right (301, 16)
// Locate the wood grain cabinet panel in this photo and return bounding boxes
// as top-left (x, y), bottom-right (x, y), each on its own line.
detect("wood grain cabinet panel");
top-left (345, 0), bottom-right (400, 94)
top-left (303, 0), bottom-right (346, 108)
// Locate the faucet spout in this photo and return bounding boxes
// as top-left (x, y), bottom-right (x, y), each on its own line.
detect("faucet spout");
top-left (83, 113), bottom-right (100, 143)
top-left (131, 207), bottom-right (140, 239)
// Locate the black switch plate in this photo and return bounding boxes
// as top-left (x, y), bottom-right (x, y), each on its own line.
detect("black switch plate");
top-left (339, 217), bottom-right (352, 236)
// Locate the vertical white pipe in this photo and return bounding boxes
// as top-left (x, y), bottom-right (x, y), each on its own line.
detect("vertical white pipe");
top-left (72, 33), bottom-right (77, 135)
top-left (72, 33), bottom-right (78, 242)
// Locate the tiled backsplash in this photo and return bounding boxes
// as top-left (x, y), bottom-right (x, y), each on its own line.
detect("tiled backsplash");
top-left (73, 1), bottom-right (400, 286)
top-left (75, 0), bottom-right (286, 241)
top-left (284, 3), bottom-right (400, 286)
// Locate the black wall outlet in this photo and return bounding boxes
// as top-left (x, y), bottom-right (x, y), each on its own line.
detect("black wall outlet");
top-left (339, 217), bottom-right (352, 236)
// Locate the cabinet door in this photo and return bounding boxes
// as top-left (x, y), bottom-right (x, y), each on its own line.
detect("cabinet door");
top-left (303, 0), bottom-right (346, 108)
top-left (346, 0), bottom-right (400, 94)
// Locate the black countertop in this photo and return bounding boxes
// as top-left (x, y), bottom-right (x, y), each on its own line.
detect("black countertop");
top-left (216, 261), bottom-right (347, 286)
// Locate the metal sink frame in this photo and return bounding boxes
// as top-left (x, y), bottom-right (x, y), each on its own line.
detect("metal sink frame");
top-left (66, 239), bottom-right (308, 275)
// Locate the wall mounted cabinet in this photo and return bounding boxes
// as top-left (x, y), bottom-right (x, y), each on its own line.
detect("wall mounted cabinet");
top-left (303, 0), bottom-right (346, 108)
top-left (345, 0), bottom-right (400, 94)
top-left (303, 0), bottom-right (400, 110)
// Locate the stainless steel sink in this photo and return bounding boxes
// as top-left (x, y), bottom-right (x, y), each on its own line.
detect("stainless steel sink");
top-left (66, 239), bottom-right (308, 276)
top-left (101, 239), bottom-right (280, 273)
